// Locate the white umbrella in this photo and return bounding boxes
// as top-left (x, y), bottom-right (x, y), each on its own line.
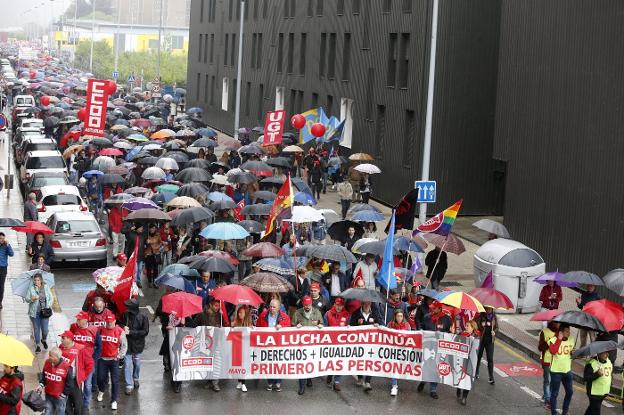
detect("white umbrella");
top-left (354, 163), bottom-right (381, 174)
top-left (472, 219), bottom-right (510, 238)
top-left (166, 196), bottom-right (202, 209)
top-left (92, 156), bottom-right (115, 171)
top-left (287, 206), bottom-right (324, 223)
top-left (143, 143), bottom-right (163, 151)
top-left (351, 237), bottom-right (379, 254)
top-left (283, 145), bottom-right (304, 153)
top-left (155, 157), bottom-right (179, 171)
top-left (141, 166), bottom-right (166, 180)
top-left (211, 174), bottom-right (229, 186)
top-left (113, 141), bottom-right (134, 150)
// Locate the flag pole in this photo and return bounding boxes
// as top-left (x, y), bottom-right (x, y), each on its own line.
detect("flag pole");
top-left (425, 235), bottom-right (448, 289)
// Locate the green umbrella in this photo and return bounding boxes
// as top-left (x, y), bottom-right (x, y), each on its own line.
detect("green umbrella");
top-left (156, 184), bottom-right (180, 193)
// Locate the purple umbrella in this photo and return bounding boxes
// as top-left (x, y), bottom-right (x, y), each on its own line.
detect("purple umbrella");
top-left (534, 271), bottom-right (578, 288)
top-left (123, 197), bottom-right (159, 211)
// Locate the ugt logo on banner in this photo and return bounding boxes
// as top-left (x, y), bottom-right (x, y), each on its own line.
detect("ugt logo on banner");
top-left (263, 109), bottom-right (285, 147)
top-left (84, 79), bottom-right (111, 137)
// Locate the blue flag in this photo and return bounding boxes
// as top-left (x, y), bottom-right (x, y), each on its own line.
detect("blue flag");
top-left (299, 107), bottom-right (320, 144)
top-left (377, 210), bottom-right (397, 290)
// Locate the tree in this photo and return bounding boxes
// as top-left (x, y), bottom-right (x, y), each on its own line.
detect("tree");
top-left (74, 40), bottom-right (114, 76)
top-left (64, 0), bottom-right (113, 19)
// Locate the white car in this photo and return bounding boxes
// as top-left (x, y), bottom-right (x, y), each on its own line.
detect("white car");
top-left (37, 185), bottom-right (88, 224)
top-left (20, 150), bottom-right (65, 184)
top-left (13, 95), bottom-right (35, 108)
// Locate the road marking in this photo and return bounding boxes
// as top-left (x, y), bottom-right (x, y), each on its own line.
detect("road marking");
top-left (493, 365), bottom-right (509, 378)
top-left (519, 385), bottom-right (542, 400)
top-left (497, 340), bottom-right (531, 363)
top-left (146, 305), bottom-right (154, 315)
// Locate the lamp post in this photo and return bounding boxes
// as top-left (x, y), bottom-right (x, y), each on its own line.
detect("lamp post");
top-left (156, 0), bottom-right (163, 83)
top-left (114, 0), bottom-right (121, 75)
top-left (233, 0), bottom-right (245, 140)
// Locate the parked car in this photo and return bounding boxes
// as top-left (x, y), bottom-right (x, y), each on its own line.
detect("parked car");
top-left (46, 211), bottom-right (108, 267)
top-left (25, 171), bottom-right (70, 200)
top-left (20, 150), bottom-right (65, 185)
top-left (16, 137), bottom-right (56, 165)
top-left (37, 185), bottom-right (88, 224)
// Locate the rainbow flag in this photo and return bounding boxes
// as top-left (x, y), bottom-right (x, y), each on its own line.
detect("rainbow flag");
top-left (415, 199), bottom-right (463, 236)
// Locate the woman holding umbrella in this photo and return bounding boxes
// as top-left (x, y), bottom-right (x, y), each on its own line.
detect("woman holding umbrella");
top-left (26, 274), bottom-right (53, 353)
top-left (474, 306), bottom-right (498, 384)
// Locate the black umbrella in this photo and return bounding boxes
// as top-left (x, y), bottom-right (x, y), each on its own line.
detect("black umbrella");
top-left (348, 203), bottom-right (382, 215)
top-left (177, 183), bottom-right (209, 198)
top-left (187, 256), bottom-right (236, 273)
top-left (340, 288), bottom-right (386, 303)
top-left (163, 151), bottom-right (190, 163)
top-left (252, 191), bottom-right (276, 201)
top-left (357, 240), bottom-right (398, 256)
top-left (241, 160), bottom-right (272, 174)
top-left (238, 220), bottom-right (264, 233)
top-left (89, 138), bottom-right (114, 148)
top-left (553, 311), bottom-right (607, 332)
top-left (210, 200), bottom-right (237, 210)
top-left (240, 203), bottom-right (271, 216)
top-left (175, 168), bottom-right (212, 183)
top-left (171, 207), bottom-right (215, 226)
top-left (239, 145), bottom-right (264, 155)
top-left (252, 126), bottom-right (264, 133)
top-left (228, 171), bottom-right (257, 185)
top-left (563, 271), bottom-right (604, 286)
top-left (98, 174), bottom-right (125, 185)
top-left (209, 161), bottom-right (230, 174)
top-left (306, 245), bottom-right (358, 263)
top-left (125, 208), bottom-right (171, 222)
top-left (137, 156), bottom-right (158, 166)
top-left (43, 116), bottom-right (59, 127)
top-left (572, 341), bottom-right (618, 358)
top-left (191, 137), bottom-right (217, 148)
top-left (327, 220), bottom-right (365, 242)
top-left (418, 288), bottom-right (440, 299)
top-left (267, 157), bottom-right (291, 169)
top-left (603, 269), bottom-right (624, 296)
top-left (0, 218), bottom-right (25, 227)
top-left (186, 159), bottom-right (212, 169)
top-left (162, 141), bottom-right (185, 151)
top-left (105, 193), bottom-right (135, 206)
top-left (260, 177), bottom-right (286, 187)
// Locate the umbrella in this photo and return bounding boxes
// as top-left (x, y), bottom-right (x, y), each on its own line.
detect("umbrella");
top-left (228, 171), bottom-right (258, 185)
top-left (186, 159), bottom-right (212, 169)
top-left (534, 271), bottom-right (578, 288)
top-left (294, 191), bottom-right (317, 205)
top-left (200, 222), bottom-right (250, 240)
top-left (252, 191), bottom-right (277, 201)
top-left (0, 218), bottom-right (25, 227)
top-left (418, 288), bottom-right (440, 299)
top-left (98, 174), bottom-right (125, 185)
top-left (348, 203), bottom-right (382, 215)
top-left (197, 250), bottom-right (240, 265)
top-left (239, 145), bottom-right (264, 156)
top-left (562, 271), bottom-right (604, 286)
top-left (162, 292), bottom-right (203, 318)
top-left (185, 256), bottom-right (237, 273)
top-left (553, 310), bottom-right (607, 332)
top-left (352, 210), bottom-right (385, 222)
top-left (155, 157), bottom-right (179, 171)
top-left (105, 165), bottom-right (130, 175)
top-left (253, 258), bottom-right (296, 275)
top-left (82, 170), bottom-right (104, 179)
top-left (11, 270), bottom-right (55, 299)
top-left (171, 207), bottom-right (215, 226)
top-left (211, 174), bottom-right (229, 186)
top-left (141, 166), bottom-right (166, 180)
top-left (468, 288), bottom-right (514, 310)
top-left (351, 238), bottom-right (380, 254)
top-left (327, 220), bottom-right (365, 242)
top-left (472, 219), bottom-right (511, 239)
top-left (348, 153), bottom-right (374, 161)
top-left (306, 245), bottom-right (358, 263)
top-left (151, 129), bottom-right (176, 139)
top-left (572, 341), bottom-right (619, 359)
top-left (211, 285), bottom-right (264, 306)
top-left (288, 206), bottom-right (324, 223)
top-left (154, 273), bottom-right (188, 291)
top-left (208, 192), bottom-right (235, 203)
top-left (240, 272), bottom-right (294, 293)
top-left (160, 264), bottom-right (192, 277)
top-left (175, 168), bottom-right (212, 183)
top-left (340, 288), bottom-right (386, 303)
top-left (0, 334), bottom-right (34, 367)
top-left (530, 309), bottom-right (564, 322)
top-left (438, 292), bottom-right (485, 313)
top-left (12, 221), bottom-right (53, 235)
top-left (125, 208), bottom-right (171, 222)
top-left (266, 157), bottom-right (291, 169)
top-left (187, 107), bottom-right (203, 114)
top-left (210, 200), bottom-right (237, 210)
top-left (123, 197), bottom-right (159, 211)
top-left (282, 145), bottom-right (304, 153)
top-left (177, 183), bottom-right (210, 198)
top-left (156, 184), bottom-right (180, 194)
top-left (243, 242), bottom-right (285, 258)
top-left (167, 196), bottom-right (202, 209)
top-left (238, 220), bottom-right (264, 233)
top-left (354, 163), bottom-right (381, 174)
top-left (125, 186), bottom-right (150, 196)
top-left (422, 233), bottom-right (465, 255)
top-left (394, 236), bottom-right (426, 253)
top-left (358, 240), bottom-right (399, 256)
top-left (190, 137), bottom-right (217, 147)
top-left (92, 266), bottom-right (124, 291)
top-left (104, 193), bottom-right (135, 206)
top-left (127, 133), bottom-right (149, 142)
top-left (240, 203), bottom-right (271, 216)
top-left (91, 156), bottom-right (115, 171)
top-left (583, 299), bottom-right (624, 331)
top-left (99, 148), bottom-right (124, 157)
top-left (260, 177), bottom-right (286, 187)
top-left (603, 269), bottom-right (624, 296)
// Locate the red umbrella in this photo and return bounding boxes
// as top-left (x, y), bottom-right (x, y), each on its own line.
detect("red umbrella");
top-left (468, 288), bottom-right (514, 310)
top-left (211, 284), bottom-right (264, 306)
top-left (99, 148), bottom-right (124, 157)
top-left (162, 292), bottom-right (203, 318)
top-left (130, 118), bottom-right (152, 128)
top-left (530, 309), bottom-right (563, 322)
top-left (198, 250), bottom-right (240, 265)
top-left (60, 130), bottom-right (82, 148)
top-left (583, 299), bottom-right (624, 331)
top-left (242, 242), bottom-right (285, 258)
top-left (11, 221), bottom-right (53, 235)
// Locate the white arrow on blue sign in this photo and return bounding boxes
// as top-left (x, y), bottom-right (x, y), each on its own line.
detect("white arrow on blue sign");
top-left (112, 70), bottom-right (119, 79)
top-left (415, 180), bottom-right (436, 203)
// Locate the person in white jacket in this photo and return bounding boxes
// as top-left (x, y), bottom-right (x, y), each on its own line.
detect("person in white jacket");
top-left (352, 254), bottom-right (378, 290)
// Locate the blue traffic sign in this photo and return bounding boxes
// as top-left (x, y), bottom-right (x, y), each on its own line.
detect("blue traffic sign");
top-left (127, 74), bottom-right (135, 83)
top-left (415, 180), bottom-right (436, 203)
top-left (112, 70), bottom-right (119, 79)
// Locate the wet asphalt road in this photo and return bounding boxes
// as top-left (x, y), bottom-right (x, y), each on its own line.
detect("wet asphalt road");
top-left (49, 265), bottom-right (622, 415)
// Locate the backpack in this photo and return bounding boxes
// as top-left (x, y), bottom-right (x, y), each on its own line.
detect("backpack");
top-left (22, 390), bottom-right (46, 412)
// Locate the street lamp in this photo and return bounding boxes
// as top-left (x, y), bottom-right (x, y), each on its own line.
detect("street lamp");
top-left (156, 0), bottom-right (164, 85)
top-left (233, 0), bottom-right (245, 140)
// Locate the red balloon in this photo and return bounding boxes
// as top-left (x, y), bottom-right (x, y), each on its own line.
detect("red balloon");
top-left (29, 70), bottom-right (36, 79)
top-left (40, 96), bottom-right (50, 106)
top-left (77, 108), bottom-right (87, 121)
top-left (107, 81), bottom-right (117, 94)
top-left (310, 122), bottom-right (326, 138)
top-left (291, 114), bottom-right (306, 130)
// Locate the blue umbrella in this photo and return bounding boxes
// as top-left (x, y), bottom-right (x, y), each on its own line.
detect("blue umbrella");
top-left (125, 147), bottom-right (142, 161)
top-left (291, 178), bottom-right (313, 196)
top-left (11, 270), bottom-right (55, 299)
top-left (434, 290), bottom-right (455, 301)
top-left (154, 273), bottom-right (187, 291)
top-left (159, 264), bottom-right (191, 278)
top-left (82, 170), bottom-right (104, 178)
top-left (187, 107), bottom-right (203, 114)
top-left (151, 192), bottom-right (177, 205)
top-left (208, 192), bottom-right (234, 203)
top-left (114, 119), bottom-right (130, 125)
top-left (196, 128), bottom-right (217, 138)
top-left (352, 210), bottom-right (384, 222)
top-left (200, 222), bottom-right (249, 240)
top-left (294, 191), bottom-right (317, 206)
top-left (394, 236), bottom-right (424, 253)
top-left (254, 258), bottom-right (296, 275)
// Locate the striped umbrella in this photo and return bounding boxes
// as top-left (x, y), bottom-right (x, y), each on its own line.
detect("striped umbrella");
top-left (438, 291), bottom-right (485, 313)
top-left (422, 233), bottom-right (465, 255)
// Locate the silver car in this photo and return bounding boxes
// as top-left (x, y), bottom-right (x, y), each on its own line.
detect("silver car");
top-left (46, 211), bottom-right (108, 267)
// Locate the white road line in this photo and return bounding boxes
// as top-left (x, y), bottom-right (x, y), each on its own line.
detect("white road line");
top-left (146, 305), bottom-right (154, 315)
top-left (492, 366), bottom-right (509, 378)
top-left (603, 401), bottom-right (614, 408)
top-left (520, 385), bottom-right (542, 400)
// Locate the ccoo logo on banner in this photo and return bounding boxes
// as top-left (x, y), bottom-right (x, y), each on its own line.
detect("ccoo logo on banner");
top-left (84, 79), bottom-right (111, 137)
top-left (169, 326), bottom-right (479, 390)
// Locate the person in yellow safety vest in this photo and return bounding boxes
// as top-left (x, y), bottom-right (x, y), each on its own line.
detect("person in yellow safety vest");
top-left (583, 351), bottom-right (612, 415)
top-left (548, 324), bottom-right (575, 415)
top-left (538, 320), bottom-right (560, 409)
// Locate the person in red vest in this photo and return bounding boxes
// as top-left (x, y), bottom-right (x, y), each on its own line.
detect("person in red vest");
top-left (83, 288), bottom-right (116, 317)
top-left (106, 205), bottom-right (126, 258)
top-left (323, 297), bottom-right (351, 391)
top-left (96, 314), bottom-right (127, 411)
top-left (87, 298), bottom-right (114, 328)
top-left (59, 330), bottom-right (94, 415)
top-left (0, 364), bottom-right (24, 415)
top-left (38, 347), bottom-right (72, 415)
top-left (70, 311), bottom-right (100, 410)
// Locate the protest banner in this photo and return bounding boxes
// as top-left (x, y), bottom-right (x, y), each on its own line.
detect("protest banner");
top-left (263, 109), bottom-right (285, 146)
top-left (169, 326), bottom-right (479, 390)
top-left (84, 79), bottom-right (110, 136)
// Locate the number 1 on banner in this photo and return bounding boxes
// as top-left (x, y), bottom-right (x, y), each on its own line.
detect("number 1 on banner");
top-left (226, 330), bottom-right (243, 366)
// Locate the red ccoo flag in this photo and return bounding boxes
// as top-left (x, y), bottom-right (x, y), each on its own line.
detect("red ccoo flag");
top-left (112, 240), bottom-right (138, 315)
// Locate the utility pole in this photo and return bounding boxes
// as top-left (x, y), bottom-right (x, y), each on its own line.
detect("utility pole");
top-left (233, 0), bottom-right (245, 140)
top-left (89, 0), bottom-right (96, 73)
top-left (114, 0), bottom-right (121, 75)
top-left (156, 0), bottom-right (163, 83)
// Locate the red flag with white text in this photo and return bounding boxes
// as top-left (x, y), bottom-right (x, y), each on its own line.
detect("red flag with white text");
top-left (112, 240), bottom-right (138, 315)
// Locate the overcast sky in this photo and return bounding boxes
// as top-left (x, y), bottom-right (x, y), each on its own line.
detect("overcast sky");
top-left (2, 0), bottom-right (70, 30)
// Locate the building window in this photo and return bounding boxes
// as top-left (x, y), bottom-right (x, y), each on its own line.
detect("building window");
top-left (209, 34), bottom-right (214, 63)
top-left (365, 68), bottom-right (374, 120)
top-left (387, 33), bottom-right (397, 87)
top-left (196, 73), bottom-right (201, 101)
top-left (327, 33), bottom-right (336, 79)
top-left (290, 0), bottom-right (296, 17)
top-left (210, 76), bottom-right (215, 106)
top-left (245, 82), bottom-right (251, 116)
top-left (148, 39), bottom-right (159, 50)
top-left (251, 34), bottom-right (257, 69)
top-left (383, 0), bottom-right (392, 13)
top-left (204, 74), bottom-right (209, 103)
top-left (231, 34), bottom-right (236, 66)
top-left (198, 34), bottom-right (203, 62)
top-left (299, 33), bottom-right (307, 76)
top-left (362, 0), bottom-right (370, 49)
top-left (224, 34), bottom-right (229, 66)
top-left (230, 79), bottom-right (237, 112)
top-left (236, 0), bottom-right (241, 19)
top-left (342, 33), bottom-right (351, 81)
top-left (263, 0), bottom-right (268, 18)
top-left (337, 0), bottom-right (344, 15)
top-left (244, 0), bottom-right (249, 19)
top-left (296, 90), bottom-right (304, 114)
top-left (326, 95), bottom-right (333, 115)
top-left (257, 34), bottom-right (263, 69)
top-left (311, 92), bottom-right (319, 108)
top-left (403, 110), bottom-right (415, 167)
top-left (258, 83), bottom-right (264, 119)
top-left (200, 0), bottom-right (204, 22)
top-left (402, 0), bottom-right (412, 13)
top-left (319, 33), bottom-right (327, 78)
top-left (201, 35), bottom-right (207, 63)
top-left (316, 0), bottom-right (323, 16)
top-left (353, 0), bottom-right (361, 14)
top-left (375, 105), bottom-right (386, 158)
top-left (222, 78), bottom-right (229, 111)
top-left (287, 33), bottom-right (294, 74)
top-left (229, 0), bottom-right (233, 21)
top-left (253, 0), bottom-right (259, 19)
top-left (398, 33), bottom-right (410, 88)
top-left (277, 33), bottom-right (284, 73)
top-left (340, 98), bottom-right (354, 148)
top-left (307, 0), bottom-right (313, 17)
top-left (210, 0), bottom-right (216, 22)
top-left (283, 0), bottom-right (289, 18)
top-left (275, 86), bottom-right (285, 110)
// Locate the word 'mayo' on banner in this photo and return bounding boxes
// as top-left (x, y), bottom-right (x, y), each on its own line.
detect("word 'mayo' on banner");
top-left (84, 79), bottom-right (111, 137)
top-left (169, 326), bottom-right (479, 390)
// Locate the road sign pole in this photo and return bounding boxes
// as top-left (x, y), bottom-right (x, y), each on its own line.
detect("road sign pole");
top-left (233, 0), bottom-right (245, 141)
top-left (418, 0), bottom-right (439, 226)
